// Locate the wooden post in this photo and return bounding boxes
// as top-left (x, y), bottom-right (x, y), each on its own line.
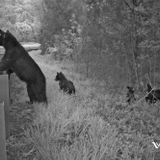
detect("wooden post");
top-left (0, 101), bottom-right (7, 160)
top-left (0, 73), bottom-right (10, 138)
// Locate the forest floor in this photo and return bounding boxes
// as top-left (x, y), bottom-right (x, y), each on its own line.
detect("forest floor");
top-left (7, 50), bottom-right (160, 160)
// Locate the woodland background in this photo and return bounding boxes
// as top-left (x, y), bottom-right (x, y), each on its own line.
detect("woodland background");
top-left (1, 0), bottom-right (160, 91)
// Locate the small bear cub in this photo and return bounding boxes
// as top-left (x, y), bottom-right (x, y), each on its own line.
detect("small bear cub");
top-left (126, 86), bottom-right (136, 104)
top-left (55, 72), bottom-right (75, 95)
top-left (145, 83), bottom-right (160, 104)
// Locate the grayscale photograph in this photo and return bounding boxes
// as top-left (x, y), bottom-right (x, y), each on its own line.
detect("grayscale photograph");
top-left (0, 0), bottom-right (160, 159)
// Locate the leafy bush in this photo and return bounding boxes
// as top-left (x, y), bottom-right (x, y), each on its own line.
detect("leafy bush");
top-left (0, 0), bottom-right (42, 41)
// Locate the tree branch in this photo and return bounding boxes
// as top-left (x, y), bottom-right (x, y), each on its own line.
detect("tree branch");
top-left (123, 0), bottom-right (134, 13)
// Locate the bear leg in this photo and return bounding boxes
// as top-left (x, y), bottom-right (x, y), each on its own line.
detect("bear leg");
top-left (27, 84), bottom-right (36, 103)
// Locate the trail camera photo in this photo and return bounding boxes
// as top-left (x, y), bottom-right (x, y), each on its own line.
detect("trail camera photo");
top-left (0, 0), bottom-right (160, 160)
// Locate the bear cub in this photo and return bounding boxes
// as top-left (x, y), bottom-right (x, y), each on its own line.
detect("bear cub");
top-left (55, 72), bottom-right (75, 95)
top-left (145, 83), bottom-right (160, 104)
top-left (126, 86), bottom-right (136, 104)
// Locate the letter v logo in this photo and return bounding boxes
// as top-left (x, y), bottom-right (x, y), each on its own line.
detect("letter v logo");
top-left (152, 142), bottom-right (160, 149)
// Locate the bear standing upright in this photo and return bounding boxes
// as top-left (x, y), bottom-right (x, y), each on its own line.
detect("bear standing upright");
top-left (0, 29), bottom-right (47, 104)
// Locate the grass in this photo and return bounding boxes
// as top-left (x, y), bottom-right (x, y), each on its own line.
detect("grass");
top-left (6, 51), bottom-right (160, 160)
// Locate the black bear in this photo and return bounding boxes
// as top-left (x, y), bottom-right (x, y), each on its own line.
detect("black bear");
top-left (55, 72), bottom-right (75, 95)
top-left (7, 69), bottom-right (13, 77)
top-left (126, 86), bottom-right (136, 104)
top-left (145, 83), bottom-right (160, 104)
top-left (0, 29), bottom-right (47, 104)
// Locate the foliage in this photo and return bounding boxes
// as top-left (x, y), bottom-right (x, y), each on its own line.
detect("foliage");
top-left (0, 0), bottom-right (42, 41)
top-left (40, 0), bottom-right (83, 57)
top-left (1, 0), bottom-right (160, 89)
top-left (6, 51), bottom-right (160, 160)
top-left (71, 0), bottom-right (160, 90)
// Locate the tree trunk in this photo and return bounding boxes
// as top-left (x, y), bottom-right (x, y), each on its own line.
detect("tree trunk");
top-left (130, 1), bottom-right (140, 89)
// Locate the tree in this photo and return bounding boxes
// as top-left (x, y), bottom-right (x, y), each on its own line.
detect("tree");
top-left (76, 0), bottom-right (160, 90)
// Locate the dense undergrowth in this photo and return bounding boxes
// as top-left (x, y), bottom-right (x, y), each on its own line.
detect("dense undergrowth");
top-left (7, 51), bottom-right (160, 160)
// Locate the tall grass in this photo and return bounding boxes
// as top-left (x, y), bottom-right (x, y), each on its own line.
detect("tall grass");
top-left (24, 92), bottom-right (120, 160)
top-left (7, 51), bottom-right (160, 160)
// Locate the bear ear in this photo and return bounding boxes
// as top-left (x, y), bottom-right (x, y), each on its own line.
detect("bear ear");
top-left (147, 83), bottom-right (151, 87)
top-left (127, 86), bottom-right (130, 89)
top-left (147, 83), bottom-right (152, 89)
top-left (0, 29), bottom-right (4, 34)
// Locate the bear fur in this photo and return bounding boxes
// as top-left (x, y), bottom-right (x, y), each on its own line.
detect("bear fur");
top-left (145, 83), bottom-right (160, 104)
top-left (55, 72), bottom-right (75, 95)
top-left (126, 86), bottom-right (136, 104)
top-left (0, 29), bottom-right (47, 104)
